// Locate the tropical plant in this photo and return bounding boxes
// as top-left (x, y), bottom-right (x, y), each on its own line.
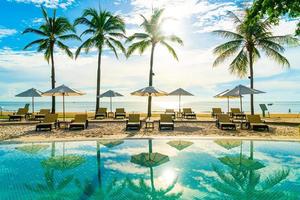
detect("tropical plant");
top-left (212, 10), bottom-right (298, 114)
top-left (126, 9), bottom-right (183, 117)
top-left (249, 0), bottom-right (300, 35)
top-left (74, 8), bottom-right (126, 113)
top-left (23, 7), bottom-right (80, 113)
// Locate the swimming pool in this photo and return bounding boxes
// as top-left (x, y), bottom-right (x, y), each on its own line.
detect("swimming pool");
top-left (0, 139), bottom-right (299, 199)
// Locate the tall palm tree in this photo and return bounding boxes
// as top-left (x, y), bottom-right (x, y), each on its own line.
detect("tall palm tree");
top-left (212, 10), bottom-right (298, 114)
top-left (127, 9), bottom-right (183, 117)
top-left (74, 8), bottom-right (126, 113)
top-left (23, 7), bottom-right (80, 113)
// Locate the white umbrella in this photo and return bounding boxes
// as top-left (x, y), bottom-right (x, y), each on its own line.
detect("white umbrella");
top-left (99, 90), bottom-right (123, 112)
top-left (168, 88), bottom-right (193, 113)
top-left (222, 85), bottom-right (265, 112)
top-left (16, 88), bottom-right (43, 113)
top-left (42, 85), bottom-right (85, 121)
top-left (131, 86), bottom-right (168, 117)
top-left (214, 89), bottom-right (240, 113)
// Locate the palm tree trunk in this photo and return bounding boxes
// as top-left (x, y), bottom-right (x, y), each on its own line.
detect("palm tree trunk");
top-left (249, 50), bottom-right (254, 115)
top-left (50, 45), bottom-right (56, 114)
top-left (147, 44), bottom-right (155, 118)
top-left (95, 49), bottom-right (102, 114)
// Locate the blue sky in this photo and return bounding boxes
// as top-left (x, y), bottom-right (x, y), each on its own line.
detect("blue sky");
top-left (0, 0), bottom-right (299, 102)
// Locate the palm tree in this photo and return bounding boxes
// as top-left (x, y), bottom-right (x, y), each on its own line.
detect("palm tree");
top-left (74, 8), bottom-right (126, 113)
top-left (126, 9), bottom-right (183, 117)
top-left (212, 10), bottom-right (298, 114)
top-left (23, 7), bottom-right (80, 113)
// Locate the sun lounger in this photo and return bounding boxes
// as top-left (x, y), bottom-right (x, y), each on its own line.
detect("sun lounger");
top-left (8, 108), bottom-right (28, 121)
top-left (259, 104), bottom-right (270, 118)
top-left (159, 114), bottom-right (174, 130)
top-left (126, 114), bottom-right (142, 130)
top-left (212, 108), bottom-right (223, 118)
top-left (216, 114), bottom-right (236, 130)
top-left (230, 108), bottom-right (246, 119)
top-left (246, 115), bottom-right (269, 131)
top-left (36, 114), bottom-right (58, 131)
top-left (182, 108), bottom-right (196, 119)
top-left (165, 109), bottom-right (176, 119)
top-left (95, 108), bottom-right (107, 119)
top-left (69, 114), bottom-right (88, 130)
top-left (115, 108), bottom-right (126, 119)
top-left (24, 103), bottom-right (30, 110)
top-left (34, 109), bottom-right (50, 121)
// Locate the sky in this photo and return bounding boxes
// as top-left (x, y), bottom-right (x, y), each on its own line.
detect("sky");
top-left (0, 0), bottom-right (299, 102)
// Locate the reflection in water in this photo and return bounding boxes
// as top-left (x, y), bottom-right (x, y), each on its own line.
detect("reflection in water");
top-left (211, 141), bottom-right (296, 200)
top-left (127, 139), bottom-right (182, 199)
top-left (0, 139), bottom-right (300, 199)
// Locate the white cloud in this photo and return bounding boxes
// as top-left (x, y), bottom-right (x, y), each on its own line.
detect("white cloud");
top-left (0, 28), bottom-right (17, 39)
top-left (9, 0), bottom-right (75, 9)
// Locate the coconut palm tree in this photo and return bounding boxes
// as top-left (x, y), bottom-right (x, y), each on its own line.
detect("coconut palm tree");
top-left (126, 9), bottom-right (183, 117)
top-left (212, 10), bottom-right (298, 114)
top-left (74, 8), bottom-right (126, 113)
top-left (23, 7), bottom-right (80, 113)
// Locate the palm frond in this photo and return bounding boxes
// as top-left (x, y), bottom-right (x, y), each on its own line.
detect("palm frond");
top-left (105, 40), bottom-right (118, 59)
top-left (57, 41), bottom-right (73, 58)
top-left (229, 48), bottom-right (248, 77)
top-left (167, 35), bottom-right (184, 45)
top-left (160, 41), bottom-right (179, 60)
top-left (58, 34), bottom-right (81, 41)
top-left (227, 11), bottom-right (242, 24)
top-left (22, 28), bottom-right (47, 36)
top-left (108, 37), bottom-right (126, 55)
top-left (23, 39), bottom-right (46, 50)
top-left (213, 40), bottom-right (243, 54)
top-left (213, 44), bottom-right (242, 67)
top-left (262, 45), bottom-right (290, 67)
top-left (127, 40), bottom-right (151, 57)
top-left (212, 30), bottom-right (243, 40)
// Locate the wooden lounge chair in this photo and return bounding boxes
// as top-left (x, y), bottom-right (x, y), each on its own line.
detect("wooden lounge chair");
top-left (34, 109), bottom-right (50, 121)
top-left (159, 114), bottom-right (174, 130)
top-left (69, 114), bottom-right (88, 130)
top-left (36, 114), bottom-right (58, 131)
top-left (246, 115), bottom-right (269, 131)
top-left (95, 108), bottom-right (107, 119)
top-left (212, 108), bottom-right (223, 118)
top-left (126, 114), bottom-right (141, 130)
top-left (182, 108), bottom-right (196, 119)
top-left (8, 108), bottom-right (28, 121)
top-left (230, 108), bottom-right (246, 119)
top-left (165, 109), bottom-right (176, 119)
top-left (115, 108), bottom-right (126, 119)
top-left (216, 114), bottom-right (236, 130)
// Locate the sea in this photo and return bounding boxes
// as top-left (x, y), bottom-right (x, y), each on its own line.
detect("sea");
top-left (1, 101), bottom-right (300, 114)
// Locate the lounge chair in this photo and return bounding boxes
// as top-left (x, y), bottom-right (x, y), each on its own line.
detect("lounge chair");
top-left (165, 109), bottom-right (176, 119)
top-left (182, 108), bottom-right (196, 119)
top-left (34, 109), bottom-right (51, 121)
top-left (8, 108), bottom-right (28, 121)
top-left (246, 115), bottom-right (269, 131)
top-left (216, 114), bottom-right (236, 130)
top-left (69, 114), bottom-right (88, 130)
top-left (159, 114), bottom-right (174, 130)
top-left (24, 103), bottom-right (30, 110)
top-left (115, 108), bottom-right (126, 119)
top-left (230, 108), bottom-right (246, 119)
top-left (36, 114), bottom-right (58, 131)
top-left (95, 108), bottom-right (107, 119)
top-left (126, 114), bottom-right (142, 130)
top-left (212, 108), bottom-right (223, 118)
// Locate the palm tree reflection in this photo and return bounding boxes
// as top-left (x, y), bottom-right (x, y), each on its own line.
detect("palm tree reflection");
top-left (25, 142), bottom-right (85, 199)
top-left (211, 140), bottom-right (293, 199)
top-left (127, 139), bottom-right (182, 199)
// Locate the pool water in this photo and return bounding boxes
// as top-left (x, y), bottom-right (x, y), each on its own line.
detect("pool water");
top-left (0, 139), bottom-right (299, 200)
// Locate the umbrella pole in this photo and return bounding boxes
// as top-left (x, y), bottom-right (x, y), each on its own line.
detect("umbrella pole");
top-left (227, 97), bottom-right (229, 113)
top-left (179, 94), bottom-right (181, 113)
top-left (32, 96), bottom-right (34, 113)
top-left (110, 97), bottom-right (112, 113)
top-left (240, 96), bottom-right (243, 112)
top-left (63, 94), bottom-right (65, 122)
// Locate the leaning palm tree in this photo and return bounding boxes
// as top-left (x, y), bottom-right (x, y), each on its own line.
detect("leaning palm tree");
top-left (23, 7), bottom-right (80, 113)
top-left (74, 8), bottom-right (126, 113)
top-left (127, 9), bottom-right (183, 117)
top-left (212, 10), bottom-right (298, 114)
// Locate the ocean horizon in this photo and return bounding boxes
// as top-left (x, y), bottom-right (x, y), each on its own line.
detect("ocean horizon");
top-left (1, 100), bottom-right (299, 113)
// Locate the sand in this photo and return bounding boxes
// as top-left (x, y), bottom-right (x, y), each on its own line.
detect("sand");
top-left (1, 122), bottom-right (299, 142)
